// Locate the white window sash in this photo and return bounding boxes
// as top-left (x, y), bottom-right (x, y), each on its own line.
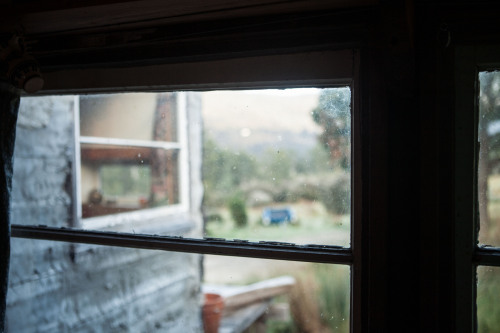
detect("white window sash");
top-left (75, 93), bottom-right (189, 228)
top-left (79, 136), bottom-right (181, 150)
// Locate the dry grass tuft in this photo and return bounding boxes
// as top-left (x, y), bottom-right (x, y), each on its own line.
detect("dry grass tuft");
top-left (289, 275), bottom-right (330, 333)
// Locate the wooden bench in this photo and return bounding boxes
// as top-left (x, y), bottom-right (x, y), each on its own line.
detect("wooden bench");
top-left (203, 276), bottom-right (295, 333)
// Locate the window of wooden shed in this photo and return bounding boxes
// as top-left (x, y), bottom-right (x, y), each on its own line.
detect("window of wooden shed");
top-left (76, 92), bottom-right (188, 222)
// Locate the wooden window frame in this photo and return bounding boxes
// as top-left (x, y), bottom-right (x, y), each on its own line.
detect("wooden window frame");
top-left (11, 49), bottom-right (363, 332)
top-left (455, 44), bottom-right (500, 333)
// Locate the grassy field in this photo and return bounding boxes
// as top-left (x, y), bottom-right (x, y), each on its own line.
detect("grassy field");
top-left (204, 199), bottom-right (350, 246)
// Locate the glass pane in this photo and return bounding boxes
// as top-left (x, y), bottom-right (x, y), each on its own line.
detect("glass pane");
top-left (7, 238), bottom-right (202, 332)
top-left (81, 144), bottom-right (179, 218)
top-left (13, 96), bottom-right (75, 227)
top-left (16, 88), bottom-right (351, 244)
top-left (204, 255), bottom-right (350, 333)
top-left (478, 71), bottom-right (500, 246)
top-left (80, 92), bottom-right (178, 142)
top-left (7, 239), bottom-right (350, 333)
top-left (477, 266), bottom-right (500, 332)
top-left (202, 88), bottom-right (351, 247)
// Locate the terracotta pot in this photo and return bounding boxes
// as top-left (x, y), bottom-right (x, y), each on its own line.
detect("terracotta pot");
top-left (203, 293), bottom-right (225, 333)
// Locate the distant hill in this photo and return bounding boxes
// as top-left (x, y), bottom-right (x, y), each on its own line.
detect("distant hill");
top-left (201, 89), bottom-right (322, 156)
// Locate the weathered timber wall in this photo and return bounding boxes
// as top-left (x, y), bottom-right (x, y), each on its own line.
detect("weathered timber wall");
top-left (6, 93), bottom-right (203, 332)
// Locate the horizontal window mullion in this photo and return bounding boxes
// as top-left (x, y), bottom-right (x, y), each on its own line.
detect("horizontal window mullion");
top-left (11, 224), bottom-right (353, 264)
top-left (80, 136), bottom-right (181, 149)
top-left (474, 247), bottom-right (500, 266)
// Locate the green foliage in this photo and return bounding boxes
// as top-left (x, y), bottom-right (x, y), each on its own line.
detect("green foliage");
top-left (266, 320), bottom-right (296, 333)
top-left (261, 148), bottom-right (294, 185)
top-left (228, 195), bottom-right (248, 228)
top-left (203, 134), bottom-right (258, 205)
top-left (319, 172), bottom-right (351, 215)
top-left (477, 267), bottom-right (500, 333)
top-left (311, 87), bottom-right (351, 170)
top-left (314, 265), bottom-right (350, 332)
top-left (100, 165), bottom-right (150, 196)
top-left (294, 144), bottom-right (333, 174)
top-left (479, 72), bottom-right (500, 136)
top-left (290, 264), bottom-right (350, 333)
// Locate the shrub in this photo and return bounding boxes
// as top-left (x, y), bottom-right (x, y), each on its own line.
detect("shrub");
top-left (477, 267), bottom-right (500, 332)
top-left (294, 181), bottom-right (321, 201)
top-left (289, 265), bottom-right (350, 333)
top-left (228, 195), bottom-right (248, 228)
top-left (289, 275), bottom-right (326, 333)
top-left (319, 173), bottom-right (350, 215)
top-left (314, 265), bottom-right (350, 332)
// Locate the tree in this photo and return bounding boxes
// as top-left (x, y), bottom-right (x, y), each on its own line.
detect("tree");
top-left (295, 144), bottom-right (333, 174)
top-left (202, 133), bottom-right (258, 205)
top-left (261, 148), bottom-right (294, 184)
top-left (311, 88), bottom-right (351, 170)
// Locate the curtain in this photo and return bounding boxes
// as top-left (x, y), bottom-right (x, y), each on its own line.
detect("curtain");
top-left (0, 81), bottom-right (20, 332)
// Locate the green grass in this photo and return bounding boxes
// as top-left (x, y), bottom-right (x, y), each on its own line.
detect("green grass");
top-left (204, 200), bottom-right (350, 246)
top-left (477, 266), bottom-right (500, 333)
top-left (478, 175), bottom-right (500, 332)
top-left (288, 263), bottom-right (350, 333)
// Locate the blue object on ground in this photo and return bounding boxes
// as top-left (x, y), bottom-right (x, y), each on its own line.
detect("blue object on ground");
top-left (261, 207), bottom-right (296, 225)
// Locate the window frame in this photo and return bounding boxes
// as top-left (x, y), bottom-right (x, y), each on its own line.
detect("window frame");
top-left (455, 44), bottom-right (500, 333)
top-left (11, 49), bottom-right (363, 332)
top-left (73, 92), bottom-right (190, 229)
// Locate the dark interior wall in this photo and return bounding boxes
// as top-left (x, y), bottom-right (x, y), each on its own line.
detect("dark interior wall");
top-left (415, 3), bottom-right (500, 332)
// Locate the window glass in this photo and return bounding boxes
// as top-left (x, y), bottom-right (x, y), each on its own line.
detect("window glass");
top-left (7, 237), bottom-right (349, 333)
top-left (80, 93), bottom-right (178, 142)
top-left (7, 239), bottom-right (202, 332)
top-left (16, 88), bottom-right (352, 246)
top-left (204, 255), bottom-right (350, 333)
top-left (79, 92), bottom-right (182, 220)
top-left (477, 266), bottom-right (500, 332)
top-left (478, 71), bottom-right (500, 246)
top-left (81, 145), bottom-right (179, 218)
top-left (12, 95), bottom-right (75, 228)
top-left (202, 88), bottom-right (351, 247)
